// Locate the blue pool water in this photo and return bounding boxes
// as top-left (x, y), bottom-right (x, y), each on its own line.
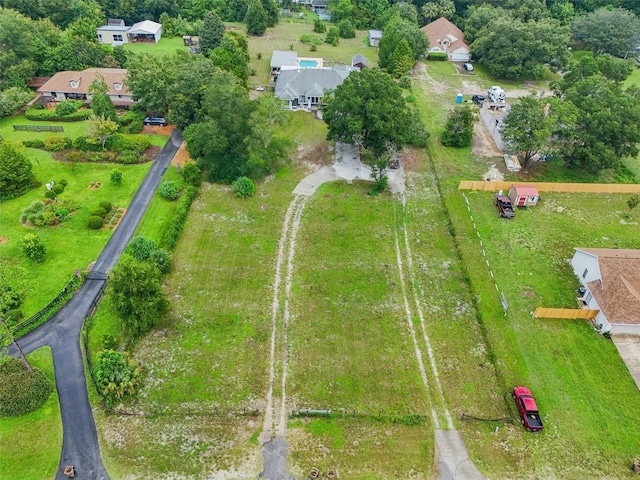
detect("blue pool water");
top-left (299, 60), bottom-right (318, 67)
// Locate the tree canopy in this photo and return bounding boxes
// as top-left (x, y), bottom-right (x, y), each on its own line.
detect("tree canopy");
top-left (470, 11), bottom-right (570, 79)
top-left (0, 141), bottom-right (32, 201)
top-left (572, 7), bottom-right (640, 58)
top-left (109, 254), bottom-right (168, 341)
top-left (199, 10), bottom-right (225, 57)
top-left (378, 17), bottom-right (428, 72)
top-left (323, 68), bottom-right (419, 158)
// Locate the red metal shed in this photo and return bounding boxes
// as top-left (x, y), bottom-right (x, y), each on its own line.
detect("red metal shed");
top-left (509, 185), bottom-right (540, 207)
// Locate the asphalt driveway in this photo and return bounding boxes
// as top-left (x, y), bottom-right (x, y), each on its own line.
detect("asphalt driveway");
top-left (14, 130), bottom-right (183, 480)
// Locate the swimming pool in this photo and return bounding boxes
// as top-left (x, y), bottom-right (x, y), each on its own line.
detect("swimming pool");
top-left (299, 60), bottom-right (318, 68)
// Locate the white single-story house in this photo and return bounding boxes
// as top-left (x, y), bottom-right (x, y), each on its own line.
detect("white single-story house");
top-left (96, 19), bottom-right (129, 46)
top-left (97, 19), bottom-right (162, 45)
top-left (274, 66), bottom-right (356, 109)
top-left (310, 0), bottom-right (328, 10)
top-left (37, 68), bottom-right (135, 106)
top-left (509, 185), bottom-right (540, 207)
top-left (369, 30), bottom-right (383, 47)
top-left (571, 248), bottom-right (640, 335)
top-left (421, 17), bottom-right (471, 62)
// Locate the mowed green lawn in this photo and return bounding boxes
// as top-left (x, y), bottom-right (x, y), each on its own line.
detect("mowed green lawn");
top-left (122, 36), bottom-right (189, 56)
top-left (416, 63), bottom-right (640, 477)
top-left (0, 148), bottom-right (151, 317)
top-left (0, 347), bottom-right (62, 480)
top-left (91, 166), bottom-right (304, 478)
top-left (0, 115), bottom-right (89, 142)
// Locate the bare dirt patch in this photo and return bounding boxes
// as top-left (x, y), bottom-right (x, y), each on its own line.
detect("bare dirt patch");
top-left (88, 181), bottom-right (102, 189)
top-left (472, 122), bottom-right (503, 159)
top-left (402, 149), bottom-right (420, 172)
top-left (141, 125), bottom-right (174, 135)
top-left (0, 236), bottom-right (8, 246)
top-left (294, 142), bottom-right (333, 173)
top-left (171, 142), bottom-right (192, 168)
top-left (143, 145), bottom-right (162, 163)
top-left (414, 62), bottom-right (449, 95)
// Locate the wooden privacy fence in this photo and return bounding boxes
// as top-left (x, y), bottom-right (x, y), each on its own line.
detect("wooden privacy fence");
top-left (534, 308), bottom-right (599, 320)
top-left (458, 181), bottom-right (640, 193)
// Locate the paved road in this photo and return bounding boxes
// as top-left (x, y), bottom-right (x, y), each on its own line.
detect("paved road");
top-left (14, 130), bottom-right (183, 480)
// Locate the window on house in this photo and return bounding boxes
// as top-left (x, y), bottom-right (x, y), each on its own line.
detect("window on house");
top-left (582, 268), bottom-right (588, 279)
top-left (97, 33), bottom-right (103, 42)
top-left (113, 34), bottom-right (123, 42)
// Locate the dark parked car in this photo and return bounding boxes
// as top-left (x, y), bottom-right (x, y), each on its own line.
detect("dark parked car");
top-left (472, 94), bottom-right (485, 105)
top-left (495, 195), bottom-right (515, 218)
top-left (143, 117), bottom-right (168, 126)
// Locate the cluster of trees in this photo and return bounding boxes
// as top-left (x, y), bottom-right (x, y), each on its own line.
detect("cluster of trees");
top-left (502, 53), bottom-right (640, 173)
top-left (0, 6), bottom-right (129, 99)
top-left (323, 68), bottom-right (429, 192)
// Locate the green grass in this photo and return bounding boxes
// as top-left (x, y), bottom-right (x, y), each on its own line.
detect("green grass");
top-left (0, 347), bottom-right (62, 480)
top-left (122, 36), bottom-right (189, 56)
top-left (0, 149), bottom-right (151, 317)
top-left (91, 165), bottom-right (305, 478)
top-left (416, 64), bottom-right (640, 478)
top-left (0, 114), bottom-right (90, 142)
top-left (133, 165), bottom-right (183, 244)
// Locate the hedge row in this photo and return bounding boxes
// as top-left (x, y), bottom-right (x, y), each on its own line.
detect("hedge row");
top-left (427, 52), bottom-right (448, 61)
top-left (25, 108), bottom-right (93, 122)
top-left (73, 134), bottom-right (150, 153)
top-left (162, 185), bottom-right (199, 250)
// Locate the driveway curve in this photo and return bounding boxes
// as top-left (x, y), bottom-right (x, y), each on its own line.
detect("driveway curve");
top-left (14, 130), bottom-right (183, 480)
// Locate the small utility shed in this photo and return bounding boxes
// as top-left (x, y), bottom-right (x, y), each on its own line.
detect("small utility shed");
top-left (509, 185), bottom-right (539, 207)
top-left (369, 30), bottom-right (383, 47)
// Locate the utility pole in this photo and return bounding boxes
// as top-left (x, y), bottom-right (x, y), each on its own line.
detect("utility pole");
top-left (0, 317), bottom-right (32, 372)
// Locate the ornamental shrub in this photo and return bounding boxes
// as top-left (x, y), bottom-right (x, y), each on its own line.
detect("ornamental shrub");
top-left (55, 100), bottom-right (81, 116)
top-left (427, 52), bottom-right (447, 61)
top-left (25, 107), bottom-right (92, 122)
top-left (44, 136), bottom-right (67, 152)
top-left (21, 233), bottom-right (46, 262)
top-left (22, 139), bottom-right (45, 148)
top-left (150, 248), bottom-right (172, 274)
top-left (88, 215), bottom-right (104, 229)
top-left (159, 180), bottom-right (179, 201)
top-left (110, 168), bottom-right (123, 185)
top-left (19, 201), bottom-right (44, 223)
top-left (338, 19), bottom-right (355, 38)
top-left (92, 350), bottom-right (141, 408)
top-left (100, 201), bottom-right (112, 211)
top-left (182, 163), bottom-right (201, 187)
top-left (73, 136), bottom-right (101, 152)
top-left (91, 207), bottom-right (107, 218)
top-left (162, 185), bottom-right (198, 249)
top-left (118, 150), bottom-right (142, 164)
top-left (52, 184), bottom-right (64, 195)
top-left (4, 309), bottom-right (24, 327)
top-left (107, 134), bottom-right (150, 153)
top-left (59, 179), bottom-right (68, 187)
top-left (0, 359), bottom-right (53, 417)
top-left (44, 190), bottom-right (56, 199)
top-left (127, 235), bottom-right (158, 262)
top-left (231, 176), bottom-right (255, 198)
top-left (325, 27), bottom-right (339, 46)
top-left (55, 207), bottom-right (69, 220)
top-left (313, 18), bottom-right (326, 33)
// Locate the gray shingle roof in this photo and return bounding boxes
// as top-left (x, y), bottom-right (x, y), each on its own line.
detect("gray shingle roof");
top-left (351, 54), bottom-right (367, 66)
top-left (274, 66), bottom-right (356, 101)
top-left (270, 51), bottom-right (298, 69)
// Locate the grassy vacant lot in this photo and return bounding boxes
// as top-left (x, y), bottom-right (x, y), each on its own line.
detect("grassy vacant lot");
top-left (0, 148), bottom-right (151, 317)
top-left (416, 64), bottom-right (640, 477)
top-left (0, 347), bottom-right (62, 480)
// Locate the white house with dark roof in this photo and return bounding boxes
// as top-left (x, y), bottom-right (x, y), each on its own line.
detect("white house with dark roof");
top-left (571, 248), bottom-right (640, 335)
top-left (274, 66), bottom-right (356, 109)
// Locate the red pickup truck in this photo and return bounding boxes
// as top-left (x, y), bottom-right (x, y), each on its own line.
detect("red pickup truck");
top-left (513, 386), bottom-right (544, 432)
